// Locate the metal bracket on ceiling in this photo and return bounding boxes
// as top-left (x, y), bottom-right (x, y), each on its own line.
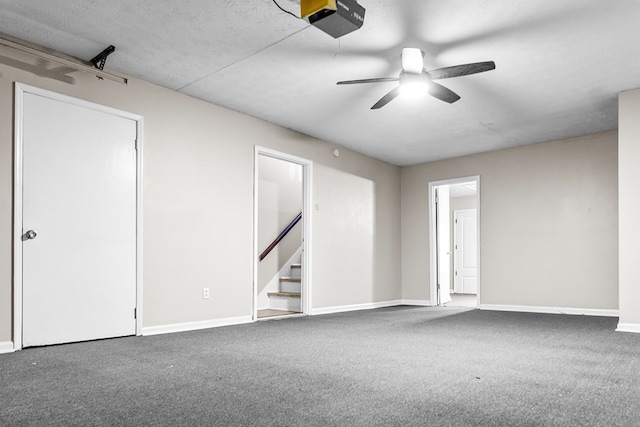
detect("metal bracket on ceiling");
top-left (90, 45), bottom-right (115, 70)
top-left (0, 32), bottom-right (127, 84)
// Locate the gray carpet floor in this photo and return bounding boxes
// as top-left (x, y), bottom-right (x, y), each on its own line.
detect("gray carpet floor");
top-left (1, 307), bottom-right (639, 426)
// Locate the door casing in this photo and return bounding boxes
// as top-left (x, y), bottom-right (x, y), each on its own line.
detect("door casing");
top-left (253, 146), bottom-right (313, 320)
top-left (13, 83), bottom-right (144, 351)
top-left (428, 176), bottom-right (480, 307)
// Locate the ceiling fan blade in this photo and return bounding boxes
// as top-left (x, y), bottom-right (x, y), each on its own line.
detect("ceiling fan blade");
top-left (337, 77), bottom-right (400, 85)
top-left (427, 82), bottom-right (461, 104)
top-left (371, 86), bottom-right (402, 109)
top-left (428, 61), bottom-right (496, 80)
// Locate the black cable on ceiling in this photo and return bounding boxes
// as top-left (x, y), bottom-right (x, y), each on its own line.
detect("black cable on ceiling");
top-left (272, 0), bottom-right (299, 19)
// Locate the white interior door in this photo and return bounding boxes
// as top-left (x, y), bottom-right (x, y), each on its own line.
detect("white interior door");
top-left (436, 186), bottom-right (451, 304)
top-left (21, 91), bottom-right (137, 347)
top-left (454, 209), bottom-right (478, 294)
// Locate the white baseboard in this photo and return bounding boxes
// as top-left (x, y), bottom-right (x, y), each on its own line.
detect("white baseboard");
top-left (400, 299), bottom-right (433, 306)
top-left (142, 316), bottom-right (254, 336)
top-left (311, 300), bottom-right (403, 316)
top-left (616, 323), bottom-right (640, 334)
top-left (480, 304), bottom-right (619, 318)
top-left (0, 341), bottom-right (15, 354)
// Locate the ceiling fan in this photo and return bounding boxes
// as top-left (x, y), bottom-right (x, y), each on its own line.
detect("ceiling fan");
top-left (337, 48), bottom-right (495, 109)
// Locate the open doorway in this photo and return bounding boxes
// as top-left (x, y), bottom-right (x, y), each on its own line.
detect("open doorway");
top-left (253, 147), bottom-right (312, 320)
top-left (428, 177), bottom-right (480, 308)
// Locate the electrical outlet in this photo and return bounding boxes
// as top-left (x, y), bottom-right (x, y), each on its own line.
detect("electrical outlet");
top-left (203, 287), bottom-right (210, 299)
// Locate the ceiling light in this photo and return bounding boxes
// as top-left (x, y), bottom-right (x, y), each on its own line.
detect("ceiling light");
top-left (337, 47), bottom-right (494, 109)
top-left (399, 71), bottom-right (431, 99)
top-left (399, 81), bottom-right (429, 99)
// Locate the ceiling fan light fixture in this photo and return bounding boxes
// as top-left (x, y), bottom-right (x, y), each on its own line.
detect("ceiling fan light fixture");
top-left (399, 81), bottom-right (430, 99)
top-left (401, 48), bottom-right (424, 74)
top-left (337, 48), bottom-right (494, 109)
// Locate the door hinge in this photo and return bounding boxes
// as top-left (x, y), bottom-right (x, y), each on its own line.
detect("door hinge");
top-left (134, 139), bottom-right (139, 150)
top-left (134, 308), bottom-right (137, 319)
top-left (455, 271), bottom-right (458, 276)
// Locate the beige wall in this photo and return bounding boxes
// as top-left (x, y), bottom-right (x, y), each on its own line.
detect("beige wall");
top-left (618, 88), bottom-right (640, 327)
top-left (0, 46), bottom-right (402, 342)
top-left (450, 195), bottom-right (477, 212)
top-left (402, 132), bottom-right (618, 310)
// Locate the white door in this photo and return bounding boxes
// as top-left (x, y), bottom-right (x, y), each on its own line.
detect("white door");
top-left (454, 209), bottom-right (478, 294)
top-left (436, 186), bottom-right (451, 304)
top-left (21, 91), bottom-right (137, 347)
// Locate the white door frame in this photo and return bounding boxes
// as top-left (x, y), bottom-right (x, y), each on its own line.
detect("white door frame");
top-left (253, 146), bottom-right (313, 320)
top-left (428, 176), bottom-right (480, 307)
top-left (13, 83), bottom-right (144, 351)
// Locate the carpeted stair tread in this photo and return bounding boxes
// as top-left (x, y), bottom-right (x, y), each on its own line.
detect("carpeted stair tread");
top-left (267, 291), bottom-right (301, 298)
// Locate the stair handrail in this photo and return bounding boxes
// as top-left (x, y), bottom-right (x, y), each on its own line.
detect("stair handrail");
top-left (259, 212), bottom-right (302, 262)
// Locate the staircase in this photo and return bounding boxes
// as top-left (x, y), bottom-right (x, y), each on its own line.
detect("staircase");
top-left (267, 262), bottom-right (302, 312)
top-left (257, 212), bottom-right (303, 318)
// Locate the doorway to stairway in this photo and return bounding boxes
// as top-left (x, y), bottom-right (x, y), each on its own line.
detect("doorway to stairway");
top-left (428, 176), bottom-right (480, 308)
top-left (253, 147), bottom-right (312, 320)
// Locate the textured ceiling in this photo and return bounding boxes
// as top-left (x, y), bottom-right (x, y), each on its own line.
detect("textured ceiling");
top-left (1, 0), bottom-right (639, 165)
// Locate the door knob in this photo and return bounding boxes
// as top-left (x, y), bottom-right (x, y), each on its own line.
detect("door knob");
top-left (24, 230), bottom-right (37, 240)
